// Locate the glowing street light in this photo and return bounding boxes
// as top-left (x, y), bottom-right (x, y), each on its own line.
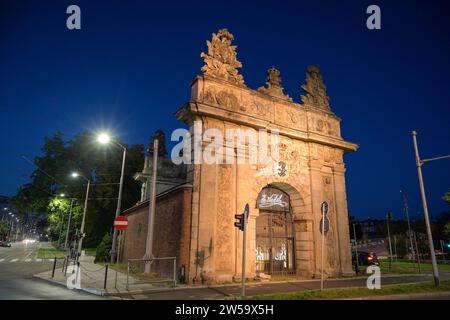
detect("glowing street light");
top-left (96, 132), bottom-right (127, 264)
top-left (71, 171), bottom-right (91, 261)
top-left (60, 193), bottom-right (66, 197)
top-left (97, 132), bottom-right (111, 144)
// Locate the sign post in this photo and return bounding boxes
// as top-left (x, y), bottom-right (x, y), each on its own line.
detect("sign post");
top-left (234, 203), bottom-right (249, 297)
top-left (320, 201), bottom-right (329, 291)
top-left (113, 216), bottom-right (128, 264)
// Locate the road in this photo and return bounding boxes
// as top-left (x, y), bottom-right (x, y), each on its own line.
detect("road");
top-left (0, 241), bottom-right (105, 299)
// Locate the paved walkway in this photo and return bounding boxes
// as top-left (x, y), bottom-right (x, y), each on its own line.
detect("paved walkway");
top-left (34, 252), bottom-right (176, 296)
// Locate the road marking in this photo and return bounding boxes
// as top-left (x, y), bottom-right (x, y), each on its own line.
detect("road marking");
top-left (36, 259), bottom-right (42, 262)
top-left (25, 258), bottom-right (31, 262)
top-left (11, 259), bottom-right (18, 262)
top-left (0, 259), bottom-right (5, 262)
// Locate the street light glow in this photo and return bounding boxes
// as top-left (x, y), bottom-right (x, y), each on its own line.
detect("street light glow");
top-left (71, 172), bottom-right (79, 178)
top-left (60, 193), bottom-right (65, 197)
top-left (97, 133), bottom-right (111, 144)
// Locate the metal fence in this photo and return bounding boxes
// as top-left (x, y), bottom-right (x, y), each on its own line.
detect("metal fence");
top-left (126, 257), bottom-right (177, 290)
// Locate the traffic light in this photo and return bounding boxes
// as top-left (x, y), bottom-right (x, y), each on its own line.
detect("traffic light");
top-left (234, 214), bottom-right (244, 231)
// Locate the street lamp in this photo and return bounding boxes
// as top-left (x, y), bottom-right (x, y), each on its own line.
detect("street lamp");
top-left (412, 131), bottom-right (450, 286)
top-left (97, 132), bottom-right (127, 264)
top-left (57, 193), bottom-right (66, 248)
top-left (64, 198), bottom-right (76, 249)
top-left (71, 171), bottom-right (91, 261)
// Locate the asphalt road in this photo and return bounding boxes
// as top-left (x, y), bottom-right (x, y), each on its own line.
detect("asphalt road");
top-left (0, 241), bottom-right (105, 300)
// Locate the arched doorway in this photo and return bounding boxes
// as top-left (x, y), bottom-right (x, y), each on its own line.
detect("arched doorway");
top-left (255, 186), bottom-right (296, 275)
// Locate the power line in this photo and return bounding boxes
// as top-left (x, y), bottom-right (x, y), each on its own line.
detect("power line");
top-left (21, 155), bottom-right (67, 188)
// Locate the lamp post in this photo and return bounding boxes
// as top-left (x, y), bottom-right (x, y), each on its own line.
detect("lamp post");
top-left (64, 198), bottom-right (75, 249)
top-left (71, 172), bottom-right (90, 261)
top-left (57, 193), bottom-right (66, 248)
top-left (97, 133), bottom-right (127, 264)
top-left (400, 190), bottom-right (416, 262)
top-left (411, 131), bottom-right (450, 286)
top-left (144, 138), bottom-right (158, 273)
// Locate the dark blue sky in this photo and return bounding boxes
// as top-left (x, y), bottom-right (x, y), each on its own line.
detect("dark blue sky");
top-left (1, 0), bottom-right (449, 219)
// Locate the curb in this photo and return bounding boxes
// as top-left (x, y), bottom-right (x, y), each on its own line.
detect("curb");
top-left (340, 290), bottom-right (450, 300)
top-left (33, 275), bottom-right (106, 297)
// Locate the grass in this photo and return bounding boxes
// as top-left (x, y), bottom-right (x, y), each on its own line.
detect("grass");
top-left (378, 260), bottom-right (450, 274)
top-left (84, 248), bottom-right (96, 257)
top-left (37, 247), bottom-right (66, 259)
top-left (246, 280), bottom-right (450, 300)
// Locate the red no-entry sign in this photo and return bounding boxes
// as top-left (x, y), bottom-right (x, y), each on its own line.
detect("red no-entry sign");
top-left (113, 216), bottom-right (128, 231)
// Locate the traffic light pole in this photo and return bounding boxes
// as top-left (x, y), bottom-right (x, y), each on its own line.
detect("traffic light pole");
top-left (241, 212), bottom-right (247, 297)
top-left (234, 204), bottom-right (249, 298)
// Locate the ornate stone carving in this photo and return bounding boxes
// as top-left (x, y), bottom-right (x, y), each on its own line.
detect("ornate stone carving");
top-left (200, 29), bottom-right (245, 86)
top-left (216, 164), bottom-right (233, 271)
top-left (258, 67), bottom-right (292, 101)
top-left (301, 66), bottom-right (331, 111)
top-left (204, 88), bottom-right (239, 110)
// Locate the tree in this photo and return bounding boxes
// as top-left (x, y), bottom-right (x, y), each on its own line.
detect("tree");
top-left (12, 131), bottom-right (144, 247)
top-left (0, 220), bottom-right (10, 240)
top-left (443, 223), bottom-right (450, 240)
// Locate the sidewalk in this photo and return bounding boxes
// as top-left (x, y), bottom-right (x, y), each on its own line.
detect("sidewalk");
top-left (33, 252), bottom-right (176, 296)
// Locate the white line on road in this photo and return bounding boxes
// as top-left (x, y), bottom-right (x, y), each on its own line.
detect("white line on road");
top-left (25, 258), bottom-right (31, 262)
top-left (11, 259), bottom-right (18, 262)
top-left (0, 259), bottom-right (4, 262)
top-left (36, 259), bottom-right (42, 262)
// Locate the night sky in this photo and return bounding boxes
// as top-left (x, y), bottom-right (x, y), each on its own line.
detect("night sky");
top-left (1, 0), bottom-right (449, 220)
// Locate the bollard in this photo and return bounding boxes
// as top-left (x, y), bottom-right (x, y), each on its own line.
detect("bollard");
top-left (62, 257), bottom-right (67, 273)
top-left (51, 257), bottom-right (57, 278)
top-left (104, 264), bottom-right (109, 290)
top-left (126, 261), bottom-right (129, 291)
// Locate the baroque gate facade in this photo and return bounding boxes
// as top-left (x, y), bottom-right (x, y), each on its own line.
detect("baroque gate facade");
top-left (176, 29), bottom-right (358, 283)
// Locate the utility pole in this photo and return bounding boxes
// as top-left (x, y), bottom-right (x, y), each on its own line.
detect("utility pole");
top-left (57, 209), bottom-right (65, 248)
top-left (110, 145), bottom-right (127, 264)
top-left (411, 131), bottom-right (447, 286)
top-left (64, 199), bottom-right (75, 249)
top-left (400, 190), bottom-right (416, 262)
top-left (440, 240), bottom-right (446, 261)
top-left (393, 235), bottom-right (398, 262)
top-left (386, 211), bottom-right (393, 270)
top-left (77, 178), bottom-right (90, 261)
top-left (413, 231), bottom-right (422, 273)
top-left (144, 139), bottom-right (158, 273)
top-left (353, 223), bottom-right (359, 274)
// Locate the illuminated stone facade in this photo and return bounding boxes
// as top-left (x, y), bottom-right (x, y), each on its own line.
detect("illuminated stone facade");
top-left (175, 29), bottom-right (358, 283)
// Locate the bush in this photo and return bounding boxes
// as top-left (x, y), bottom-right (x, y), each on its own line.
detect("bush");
top-left (94, 233), bottom-right (112, 263)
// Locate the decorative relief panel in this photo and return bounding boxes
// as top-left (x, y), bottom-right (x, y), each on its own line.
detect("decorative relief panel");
top-left (216, 164), bottom-right (233, 270)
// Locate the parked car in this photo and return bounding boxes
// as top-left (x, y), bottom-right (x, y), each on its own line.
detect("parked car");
top-left (0, 240), bottom-right (12, 248)
top-left (352, 251), bottom-right (379, 266)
